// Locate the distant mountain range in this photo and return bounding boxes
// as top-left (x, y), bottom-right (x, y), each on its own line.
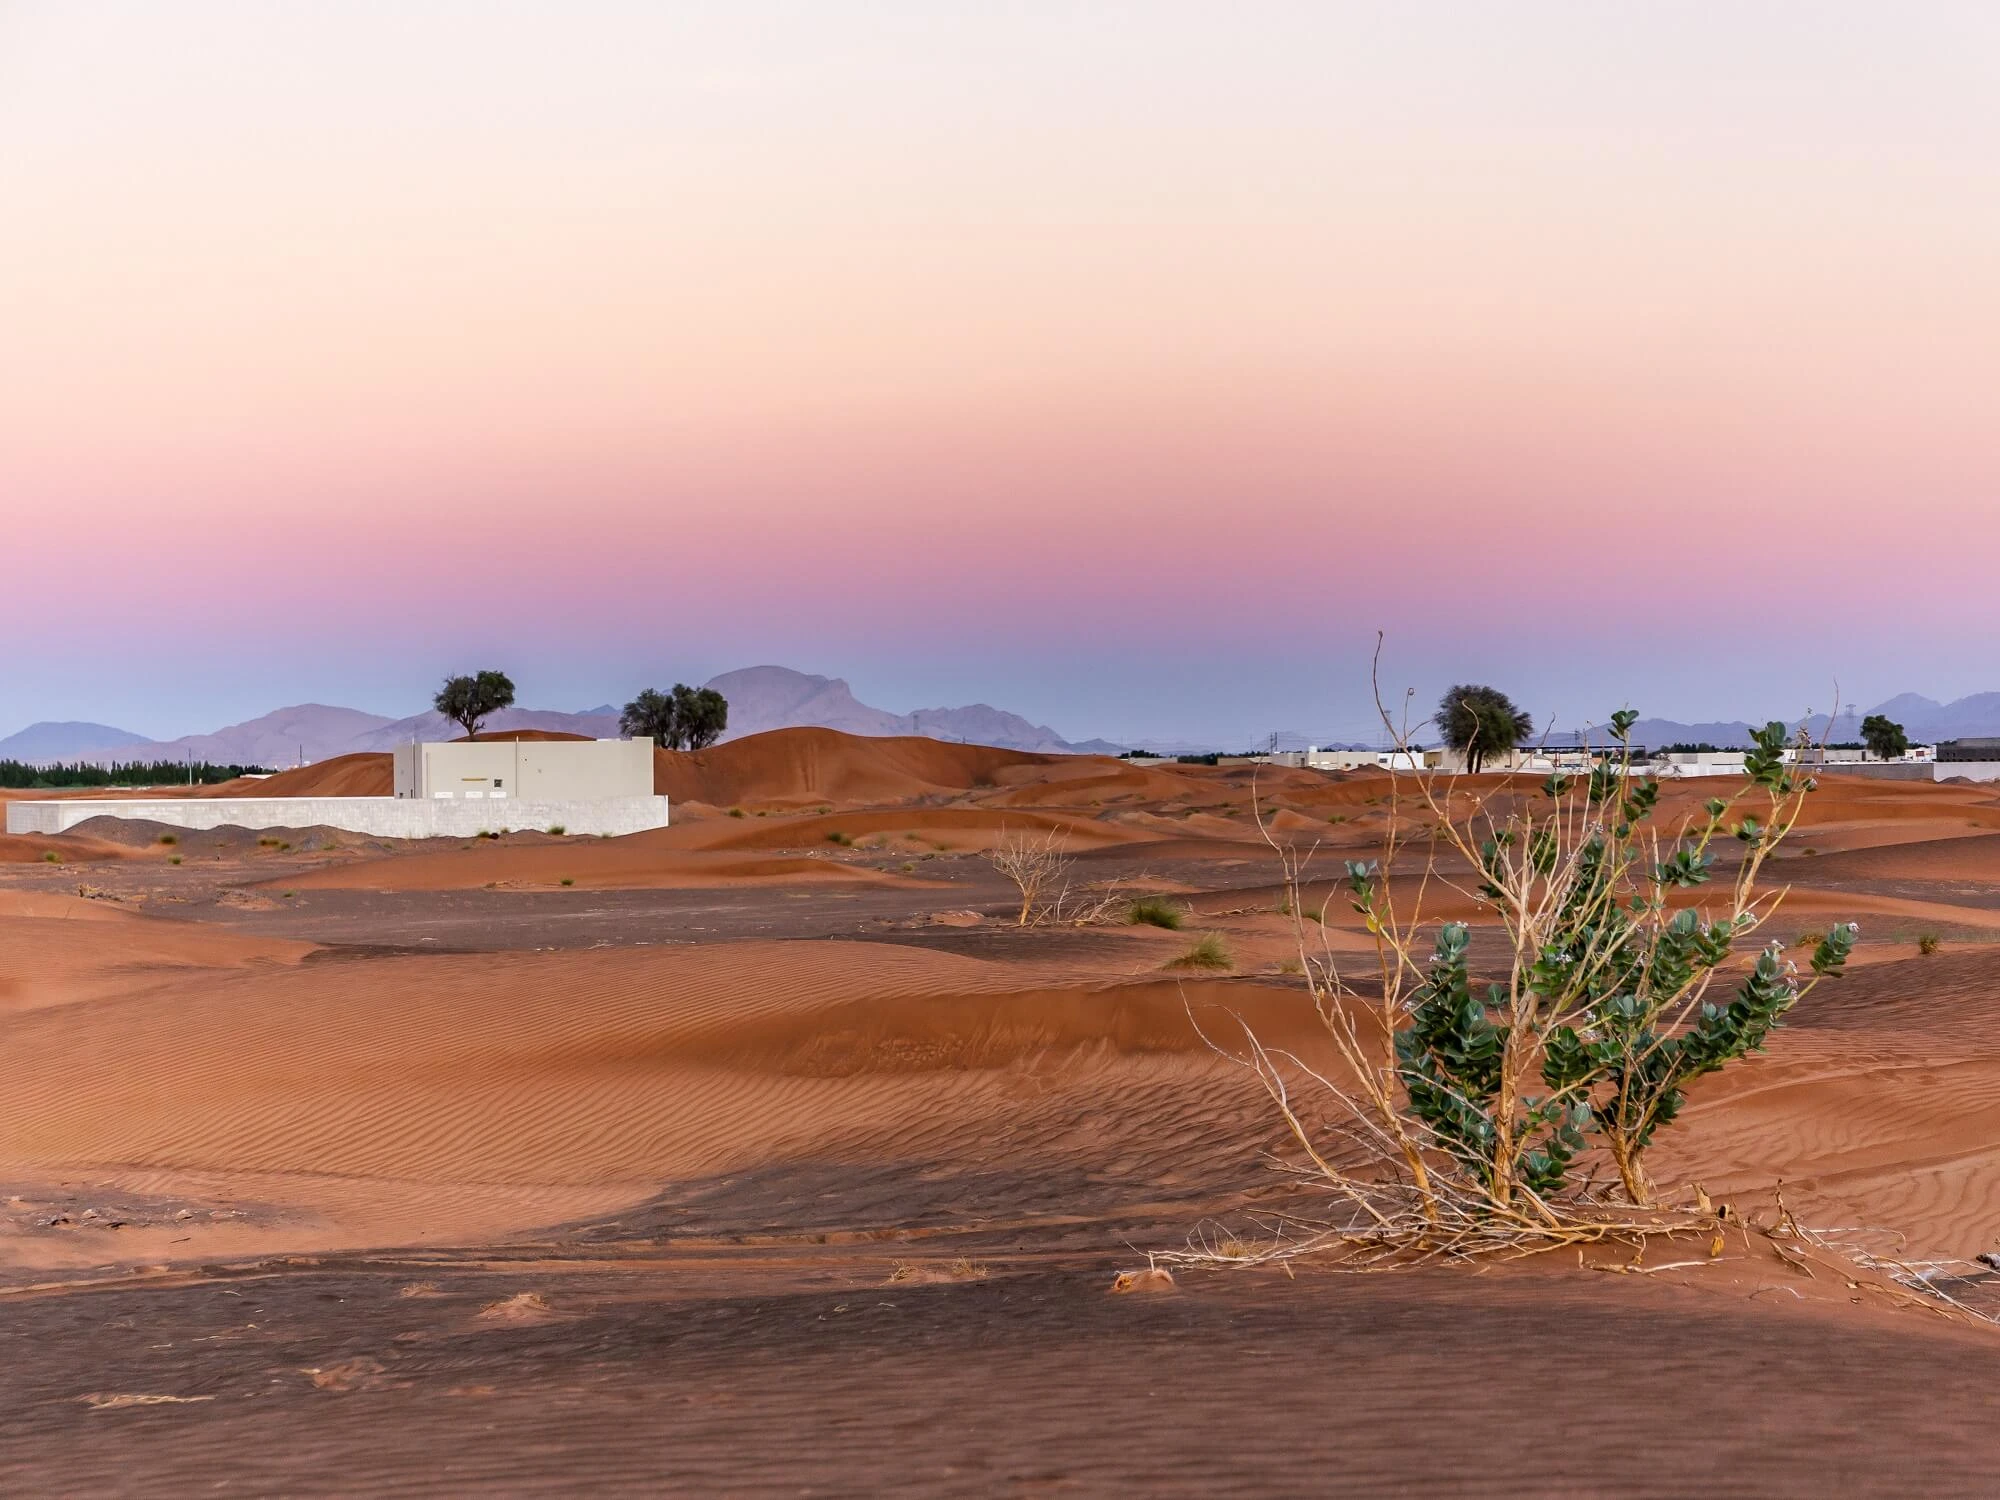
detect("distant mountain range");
top-left (0, 666), bottom-right (1123, 766)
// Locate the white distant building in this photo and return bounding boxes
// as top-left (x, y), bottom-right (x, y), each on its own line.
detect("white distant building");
top-left (6, 737), bottom-right (668, 839)
top-left (393, 737), bottom-right (654, 802)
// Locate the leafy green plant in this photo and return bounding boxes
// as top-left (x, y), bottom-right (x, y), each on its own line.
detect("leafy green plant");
top-left (1256, 709), bottom-right (1854, 1248)
top-left (1167, 933), bottom-right (1232, 970)
top-left (40, 850), bottom-right (59, 863)
top-left (1126, 896), bottom-right (1185, 930)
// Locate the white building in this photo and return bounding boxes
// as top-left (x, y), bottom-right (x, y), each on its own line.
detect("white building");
top-left (393, 737), bottom-right (654, 801)
top-left (7, 737), bottom-right (668, 840)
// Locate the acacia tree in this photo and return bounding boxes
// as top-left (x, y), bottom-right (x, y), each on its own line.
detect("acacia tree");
top-left (1436, 684), bottom-right (1533, 773)
top-left (619, 688), bottom-right (677, 747)
top-left (620, 684), bottom-right (729, 750)
top-left (673, 684), bottom-right (729, 751)
top-left (1861, 714), bottom-right (1908, 761)
top-left (434, 670), bottom-right (516, 741)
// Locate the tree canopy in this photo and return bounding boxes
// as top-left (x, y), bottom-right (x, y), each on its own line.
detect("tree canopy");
top-left (1435, 684), bottom-right (1533, 773)
top-left (434, 670), bottom-right (516, 741)
top-left (1860, 713), bottom-right (1909, 761)
top-left (620, 683), bottom-right (729, 751)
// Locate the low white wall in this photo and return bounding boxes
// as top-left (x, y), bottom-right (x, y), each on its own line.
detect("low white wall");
top-left (6, 795), bottom-right (670, 839)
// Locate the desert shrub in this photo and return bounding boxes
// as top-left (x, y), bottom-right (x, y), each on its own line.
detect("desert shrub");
top-left (168, 855), bottom-right (182, 865)
top-left (157, 832), bottom-right (177, 846)
top-left (826, 830), bottom-right (853, 846)
top-left (546, 824), bottom-right (566, 836)
top-left (728, 808), bottom-right (745, 819)
top-left (1241, 709), bottom-right (1853, 1257)
top-left (1918, 931), bottom-right (1942, 956)
top-left (1127, 896), bottom-right (1184, 930)
top-left (40, 850), bottom-right (59, 863)
top-left (1166, 933), bottom-right (1232, 970)
top-left (559, 877), bottom-right (575, 887)
top-left (258, 837), bottom-right (281, 848)
top-left (986, 827), bottom-right (1072, 926)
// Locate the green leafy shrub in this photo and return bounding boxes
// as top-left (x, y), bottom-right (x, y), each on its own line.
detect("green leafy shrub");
top-left (1127, 896), bottom-right (1184, 930)
top-left (1265, 712), bottom-right (1855, 1236)
top-left (1918, 931), bottom-right (1941, 956)
top-left (826, 831), bottom-right (853, 846)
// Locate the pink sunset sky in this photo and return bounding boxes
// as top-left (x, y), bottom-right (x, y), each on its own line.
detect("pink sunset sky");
top-left (3, 3), bottom-right (1996, 746)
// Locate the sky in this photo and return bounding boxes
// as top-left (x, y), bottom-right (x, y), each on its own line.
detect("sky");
top-left (3, 2), bottom-right (1997, 747)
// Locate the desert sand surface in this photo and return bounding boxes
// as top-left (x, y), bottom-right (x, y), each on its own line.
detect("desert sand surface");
top-left (6, 729), bottom-right (2000, 1494)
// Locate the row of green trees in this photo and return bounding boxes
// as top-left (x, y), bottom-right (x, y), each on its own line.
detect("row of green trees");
top-left (431, 670), bottom-right (729, 751)
top-left (0, 759), bottom-right (273, 789)
top-left (1437, 688), bottom-right (1912, 768)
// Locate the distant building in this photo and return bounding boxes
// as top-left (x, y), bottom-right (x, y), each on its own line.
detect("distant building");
top-left (1938, 739), bottom-right (2000, 763)
top-left (393, 738), bottom-right (654, 801)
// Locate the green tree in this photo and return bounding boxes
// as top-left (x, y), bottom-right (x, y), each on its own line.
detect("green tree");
top-left (620, 684), bottom-right (729, 751)
top-left (1860, 713), bottom-right (1908, 761)
top-left (434, 670), bottom-right (516, 741)
top-left (673, 684), bottom-right (729, 751)
top-left (619, 688), bottom-right (678, 748)
top-left (1435, 684), bottom-right (1533, 773)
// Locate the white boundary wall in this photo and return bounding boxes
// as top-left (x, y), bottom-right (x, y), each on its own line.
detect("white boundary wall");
top-left (6, 795), bottom-right (670, 839)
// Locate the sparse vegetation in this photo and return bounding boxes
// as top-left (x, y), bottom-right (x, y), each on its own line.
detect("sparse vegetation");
top-left (1126, 896), bottom-right (1184, 930)
top-left (1166, 933), bottom-right (1232, 970)
top-left (40, 850), bottom-right (59, 863)
top-left (986, 827), bottom-right (1073, 926)
top-left (826, 830), bottom-right (853, 846)
top-left (157, 832), bottom-right (178, 845)
top-left (546, 823), bottom-right (566, 836)
top-left (728, 808), bottom-right (745, 818)
top-left (559, 877), bottom-right (575, 887)
top-left (1225, 697), bottom-right (1855, 1263)
top-left (1918, 931), bottom-right (1942, 956)
top-left (168, 855), bottom-right (182, 865)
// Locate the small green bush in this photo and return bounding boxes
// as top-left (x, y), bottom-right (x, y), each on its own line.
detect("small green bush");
top-left (826, 830), bottom-right (853, 846)
top-left (169, 855), bottom-right (182, 865)
top-left (1126, 896), bottom-right (1184, 930)
top-left (1918, 931), bottom-right (1942, 956)
top-left (158, 832), bottom-right (178, 846)
top-left (1166, 933), bottom-right (1232, 970)
top-left (559, 877), bottom-right (575, 887)
top-left (546, 823), bottom-right (566, 836)
top-left (728, 807), bottom-right (745, 818)
top-left (40, 850), bottom-right (59, 863)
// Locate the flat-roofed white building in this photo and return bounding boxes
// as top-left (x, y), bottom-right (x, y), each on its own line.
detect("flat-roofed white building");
top-left (393, 738), bottom-right (654, 802)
